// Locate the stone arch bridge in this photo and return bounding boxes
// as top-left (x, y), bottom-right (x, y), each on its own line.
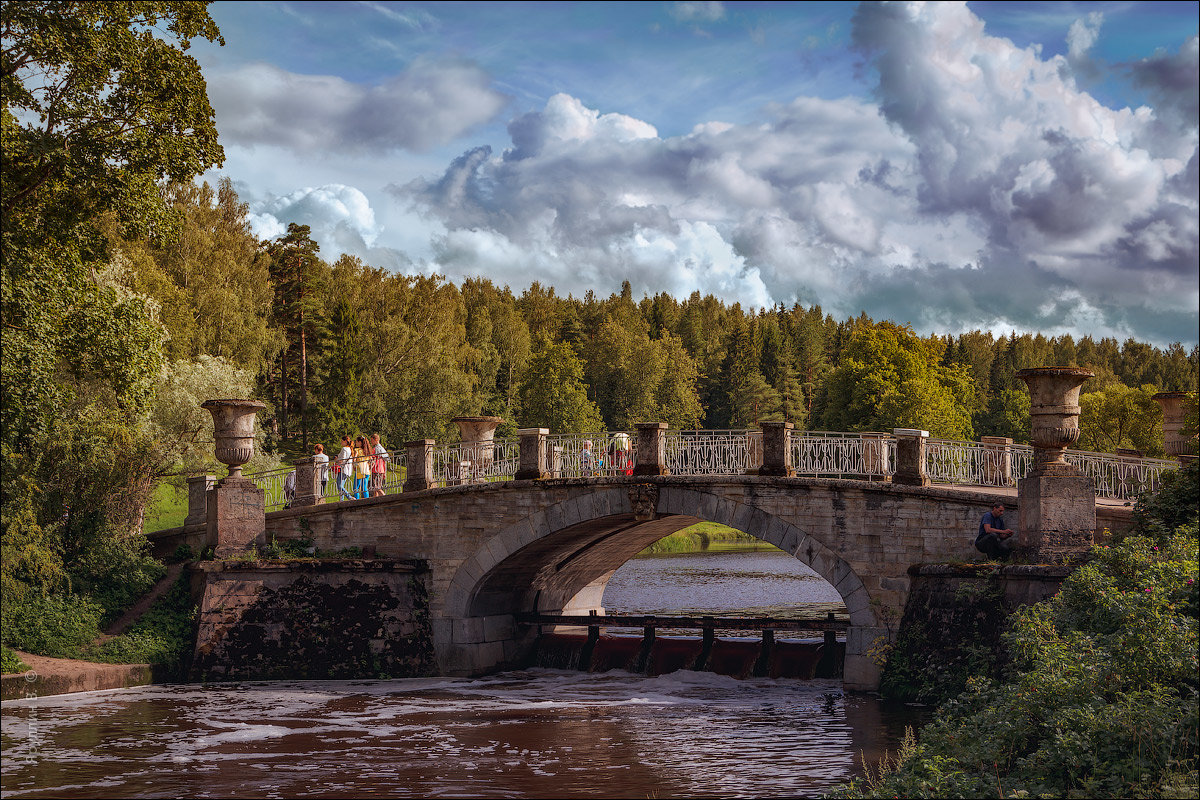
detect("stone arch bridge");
top-left (255, 475), bottom-right (1134, 690)
top-left (165, 422), bottom-right (1172, 689)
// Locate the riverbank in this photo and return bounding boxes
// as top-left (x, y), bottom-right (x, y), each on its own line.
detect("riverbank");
top-left (1, 650), bottom-right (156, 701)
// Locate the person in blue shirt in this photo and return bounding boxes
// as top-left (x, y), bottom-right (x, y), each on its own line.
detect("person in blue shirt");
top-left (976, 503), bottom-right (1016, 560)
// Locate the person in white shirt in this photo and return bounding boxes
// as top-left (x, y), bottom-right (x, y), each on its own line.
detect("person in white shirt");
top-left (336, 435), bottom-right (354, 501)
top-left (313, 443), bottom-right (330, 501)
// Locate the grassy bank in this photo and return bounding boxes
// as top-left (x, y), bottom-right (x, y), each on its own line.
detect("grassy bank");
top-left (638, 522), bottom-right (779, 555)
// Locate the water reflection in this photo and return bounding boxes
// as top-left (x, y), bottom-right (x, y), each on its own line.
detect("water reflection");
top-left (3, 671), bottom-right (920, 799)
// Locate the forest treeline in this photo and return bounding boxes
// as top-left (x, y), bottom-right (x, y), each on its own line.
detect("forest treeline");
top-left (109, 179), bottom-right (1199, 465)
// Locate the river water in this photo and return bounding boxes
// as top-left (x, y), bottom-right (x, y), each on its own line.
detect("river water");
top-left (1, 548), bottom-right (920, 799)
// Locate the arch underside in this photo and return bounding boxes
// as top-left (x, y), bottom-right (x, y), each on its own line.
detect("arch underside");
top-left (469, 513), bottom-right (699, 617)
top-left (461, 484), bottom-right (876, 629)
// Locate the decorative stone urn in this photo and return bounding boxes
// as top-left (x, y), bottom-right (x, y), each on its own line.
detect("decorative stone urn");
top-left (202, 399), bottom-right (266, 478)
top-left (1015, 367), bottom-right (1096, 559)
top-left (1152, 391), bottom-right (1195, 459)
top-left (1016, 367), bottom-right (1093, 475)
top-left (451, 416), bottom-right (504, 470)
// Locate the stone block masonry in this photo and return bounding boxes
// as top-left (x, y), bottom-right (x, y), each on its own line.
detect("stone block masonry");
top-left (191, 560), bottom-right (435, 681)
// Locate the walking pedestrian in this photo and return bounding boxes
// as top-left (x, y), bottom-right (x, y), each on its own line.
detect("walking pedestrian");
top-left (370, 433), bottom-right (388, 497)
top-left (336, 435), bottom-right (354, 501)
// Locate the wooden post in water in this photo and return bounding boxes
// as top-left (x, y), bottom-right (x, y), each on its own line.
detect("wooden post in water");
top-left (635, 617), bottom-right (656, 674)
top-left (579, 609), bottom-right (600, 672)
top-left (693, 617), bottom-right (716, 671)
top-left (754, 629), bottom-right (775, 677)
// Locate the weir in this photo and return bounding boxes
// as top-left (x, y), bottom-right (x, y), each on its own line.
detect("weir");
top-left (525, 612), bottom-right (845, 680)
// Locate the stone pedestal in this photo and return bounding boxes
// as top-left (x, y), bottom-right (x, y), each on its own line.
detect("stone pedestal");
top-left (758, 422), bottom-right (794, 477)
top-left (892, 429), bottom-right (929, 487)
top-left (860, 432), bottom-right (890, 479)
top-left (515, 428), bottom-right (549, 480)
top-left (1017, 475), bottom-right (1096, 555)
top-left (292, 456), bottom-right (321, 507)
top-left (207, 477), bottom-right (266, 557)
top-left (634, 422), bottom-right (668, 476)
top-left (185, 475), bottom-right (215, 527)
top-left (404, 440), bottom-right (434, 492)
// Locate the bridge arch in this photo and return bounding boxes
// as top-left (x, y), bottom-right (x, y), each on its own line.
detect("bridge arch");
top-left (441, 484), bottom-right (881, 684)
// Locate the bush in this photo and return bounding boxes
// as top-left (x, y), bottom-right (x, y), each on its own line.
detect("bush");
top-left (68, 535), bottom-right (165, 624)
top-left (830, 462), bottom-right (1200, 799)
top-left (0, 593), bottom-right (104, 658)
top-left (2, 645), bottom-right (29, 674)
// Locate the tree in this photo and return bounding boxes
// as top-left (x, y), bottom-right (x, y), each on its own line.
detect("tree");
top-left (2, 2), bottom-right (224, 229)
top-left (266, 223), bottom-right (326, 449)
top-left (518, 342), bottom-right (605, 433)
top-left (818, 323), bottom-right (973, 439)
top-left (1078, 384), bottom-right (1165, 456)
top-left (2, 2), bottom-right (226, 629)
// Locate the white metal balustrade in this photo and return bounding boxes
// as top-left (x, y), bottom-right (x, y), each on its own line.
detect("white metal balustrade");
top-left (241, 430), bottom-right (1177, 508)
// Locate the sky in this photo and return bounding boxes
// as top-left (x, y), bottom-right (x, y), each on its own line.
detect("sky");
top-left (192, 1), bottom-right (1199, 348)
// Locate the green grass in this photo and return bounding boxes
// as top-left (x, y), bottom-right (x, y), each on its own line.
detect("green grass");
top-left (638, 522), bottom-right (782, 555)
top-left (143, 482), bottom-right (188, 534)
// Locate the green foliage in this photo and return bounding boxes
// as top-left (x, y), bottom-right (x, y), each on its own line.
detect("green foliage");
top-left (818, 323), bottom-right (974, 439)
top-left (1, 646), bottom-right (29, 674)
top-left (1, 594), bottom-right (104, 658)
top-left (518, 341), bottom-right (605, 433)
top-left (83, 574), bottom-right (196, 673)
top-left (831, 486), bottom-right (1199, 799)
top-left (68, 536), bottom-right (166, 625)
top-left (1079, 383), bottom-right (1165, 456)
top-left (1133, 458), bottom-right (1200, 544)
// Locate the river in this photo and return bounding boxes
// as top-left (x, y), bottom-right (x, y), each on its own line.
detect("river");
top-left (1, 547), bottom-right (922, 799)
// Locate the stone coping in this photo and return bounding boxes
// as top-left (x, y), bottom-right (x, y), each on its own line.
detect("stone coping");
top-left (1, 651), bottom-right (157, 701)
top-left (263, 473), bottom-right (1020, 518)
top-left (194, 558), bottom-right (424, 574)
top-left (908, 563), bottom-right (1076, 579)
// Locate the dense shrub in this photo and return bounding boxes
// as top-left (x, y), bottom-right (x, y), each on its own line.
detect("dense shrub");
top-left (84, 575), bottom-right (196, 674)
top-left (2, 645), bottom-right (29, 674)
top-left (0, 593), bottom-right (104, 658)
top-left (831, 461), bottom-right (1199, 799)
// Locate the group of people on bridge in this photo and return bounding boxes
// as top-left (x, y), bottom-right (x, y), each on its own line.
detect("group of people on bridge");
top-left (283, 434), bottom-right (391, 506)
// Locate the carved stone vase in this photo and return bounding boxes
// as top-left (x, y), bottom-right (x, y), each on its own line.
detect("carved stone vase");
top-left (1016, 367), bottom-right (1093, 475)
top-left (202, 399), bottom-right (266, 478)
top-left (452, 416), bottom-right (504, 470)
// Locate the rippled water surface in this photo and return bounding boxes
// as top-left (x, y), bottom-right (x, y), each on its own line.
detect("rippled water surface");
top-left (2, 549), bottom-right (918, 798)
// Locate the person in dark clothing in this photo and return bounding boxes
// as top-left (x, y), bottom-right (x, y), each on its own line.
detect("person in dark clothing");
top-left (976, 502), bottom-right (1016, 560)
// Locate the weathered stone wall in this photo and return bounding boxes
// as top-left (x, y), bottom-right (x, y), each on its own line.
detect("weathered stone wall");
top-left (879, 563), bottom-right (1072, 703)
top-left (191, 560), bottom-right (435, 681)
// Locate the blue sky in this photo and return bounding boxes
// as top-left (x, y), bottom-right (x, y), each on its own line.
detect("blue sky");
top-left (192, 1), bottom-right (1199, 347)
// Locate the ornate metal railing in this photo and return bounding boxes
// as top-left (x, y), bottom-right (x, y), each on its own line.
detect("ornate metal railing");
top-left (791, 431), bottom-right (895, 479)
top-left (1063, 450), bottom-right (1176, 501)
top-left (243, 431), bottom-right (1177, 508)
top-left (433, 437), bottom-right (521, 485)
top-left (548, 432), bottom-right (637, 478)
top-left (924, 439), bottom-right (1176, 500)
top-left (666, 430), bottom-right (757, 475)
